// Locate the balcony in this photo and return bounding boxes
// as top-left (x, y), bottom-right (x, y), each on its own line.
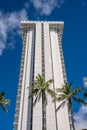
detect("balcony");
top-left (14, 121), bottom-right (18, 128)
top-left (17, 89), bottom-right (21, 95)
top-left (17, 95), bottom-right (21, 100)
top-left (15, 107), bottom-right (19, 113)
top-left (16, 101), bottom-right (20, 108)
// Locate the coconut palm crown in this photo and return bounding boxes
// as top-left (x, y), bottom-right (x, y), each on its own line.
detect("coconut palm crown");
top-left (53, 81), bottom-right (87, 130)
top-left (29, 74), bottom-right (56, 106)
top-left (54, 81), bottom-right (87, 112)
top-left (0, 92), bottom-right (10, 112)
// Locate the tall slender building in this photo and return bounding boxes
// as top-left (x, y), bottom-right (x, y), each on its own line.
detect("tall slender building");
top-left (14, 21), bottom-right (72, 130)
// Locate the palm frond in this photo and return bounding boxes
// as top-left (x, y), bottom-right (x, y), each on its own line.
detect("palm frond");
top-left (29, 88), bottom-right (39, 98)
top-left (56, 100), bottom-right (66, 112)
top-left (72, 87), bottom-right (82, 95)
top-left (0, 92), bottom-right (5, 96)
top-left (45, 79), bottom-right (53, 87)
top-left (52, 94), bottom-right (67, 102)
top-left (56, 81), bottom-right (72, 95)
top-left (0, 92), bottom-right (10, 112)
top-left (0, 99), bottom-right (10, 112)
top-left (53, 93), bottom-right (67, 103)
top-left (64, 81), bottom-right (72, 94)
top-left (56, 87), bottom-right (65, 92)
top-left (33, 91), bottom-right (42, 106)
top-left (29, 91), bottom-right (35, 98)
top-left (28, 83), bottom-right (38, 90)
top-left (38, 91), bottom-right (42, 102)
top-left (58, 93), bottom-right (67, 100)
top-left (53, 97), bottom-right (61, 102)
top-left (69, 82), bottom-right (73, 88)
top-left (47, 89), bottom-right (56, 98)
top-left (73, 96), bottom-right (87, 105)
top-left (33, 95), bottom-right (38, 106)
top-left (4, 99), bottom-right (10, 105)
top-left (36, 74), bottom-right (45, 87)
top-left (0, 103), bottom-right (8, 112)
top-left (0, 92), bottom-right (5, 100)
top-left (53, 97), bottom-right (65, 102)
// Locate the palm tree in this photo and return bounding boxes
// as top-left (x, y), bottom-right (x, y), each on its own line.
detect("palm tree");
top-left (29, 74), bottom-right (56, 130)
top-left (53, 81), bottom-right (87, 130)
top-left (0, 92), bottom-right (10, 112)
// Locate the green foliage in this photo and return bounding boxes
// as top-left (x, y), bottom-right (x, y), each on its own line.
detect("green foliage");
top-left (29, 74), bottom-right (56, 106)
top-left (53, 81), bottom-right (87, 112)
top-left (0, 92), bottom-right (10, 112)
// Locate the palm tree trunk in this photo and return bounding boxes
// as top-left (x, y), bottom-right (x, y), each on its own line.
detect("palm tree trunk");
top-left (69, 101), bottom-right (75, 130)
top-left (42, 92), bottom-right (46, 130)
top-left (54, 102), bottom-right (58, 130)
top-left (71, 109), bottom-right (75, 130)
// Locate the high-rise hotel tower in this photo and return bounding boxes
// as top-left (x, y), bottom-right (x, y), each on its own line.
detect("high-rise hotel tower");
top-left (14, 21), bottom-right (72, 130)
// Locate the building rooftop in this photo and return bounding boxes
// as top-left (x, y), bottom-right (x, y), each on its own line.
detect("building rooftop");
top-left (21, 20), bottom-right (64, 24)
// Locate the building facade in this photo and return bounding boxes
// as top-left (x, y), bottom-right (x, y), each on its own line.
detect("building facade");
top-left (14, 21), bottom-right (72, 130)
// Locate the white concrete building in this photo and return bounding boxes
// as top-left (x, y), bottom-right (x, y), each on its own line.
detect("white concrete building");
top-left (14, 21), bottom-right (72, 130)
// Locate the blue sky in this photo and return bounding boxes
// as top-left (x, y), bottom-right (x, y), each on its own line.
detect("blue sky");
top-left (0, 0), bottom-right (87, 130)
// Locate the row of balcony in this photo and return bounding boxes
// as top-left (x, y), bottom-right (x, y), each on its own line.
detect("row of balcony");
top-left (14, 57), bottom-right (24, 129)
top-left (59, 43), bottom-right (66, 80)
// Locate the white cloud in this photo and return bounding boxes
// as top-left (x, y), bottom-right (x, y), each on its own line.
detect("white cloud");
top-left (0, 9), bottom-right (28, 55)
top-left (32, 0), bottom-right (42, 9)
top-left (74, 105), bottom-right (87, 130)
top-left (0, 41), bottom-right (5, 55)
top-left (0, 0), bottom-right (64, 55)
top-left (31, 0), bottom-right (64, 15)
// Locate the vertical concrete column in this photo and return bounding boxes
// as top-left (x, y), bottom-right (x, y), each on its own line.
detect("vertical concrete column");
top-left (32, 22), bottom-right (42, 130)
top-left (44, 22), bottom-right (56, 130)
